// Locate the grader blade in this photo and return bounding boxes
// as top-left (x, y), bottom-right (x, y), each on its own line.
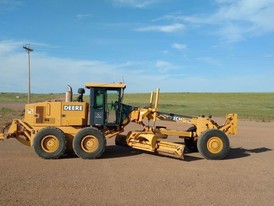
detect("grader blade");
top-left (156, 140), bottom-right (185, 159)
top-left (126, 131), bottom-right (185, 159)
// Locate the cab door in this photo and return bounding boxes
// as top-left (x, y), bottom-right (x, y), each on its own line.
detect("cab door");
top-left (90, 88), bottom-right (105, 126)
top-left (89, 88), bottom-right (122, 126)
top-left (105, 90), bottom-right (120, 125)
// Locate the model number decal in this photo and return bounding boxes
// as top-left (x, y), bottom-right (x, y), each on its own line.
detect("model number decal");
top-left (172, 116), bottom-right (182, 121)
top-left (166, 115), bottom-right (182, 121)
top-left (63, 105), bottom-right (83, 111)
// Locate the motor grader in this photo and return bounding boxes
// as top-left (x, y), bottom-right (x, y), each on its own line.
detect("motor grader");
top-left (0, 83), bottom-right (237, 160)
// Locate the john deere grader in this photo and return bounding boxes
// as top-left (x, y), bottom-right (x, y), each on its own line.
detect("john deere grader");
top-left (0, 83), bottom-right (237, 160)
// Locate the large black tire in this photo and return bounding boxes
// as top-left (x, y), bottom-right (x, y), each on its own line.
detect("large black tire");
top-left (33, 127), bottom-right (67, 159)
top-left (73, 128), bottom-right (106, 159)
top-left (184, 126), bottom-right (198, 152)
top-left (197, 129), bottom-right (230, 160)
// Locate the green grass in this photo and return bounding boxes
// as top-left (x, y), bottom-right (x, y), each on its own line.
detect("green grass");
top-left (123, 93), bottom-right (274, 121)
top-left (0, 93), bottom-right (65, 117)
top-left (1, 92), bottom-right (274, 121)
top-left (0, 107), bottom-right (15, 115)
top-left (0, 92), bottom-right (64, 102)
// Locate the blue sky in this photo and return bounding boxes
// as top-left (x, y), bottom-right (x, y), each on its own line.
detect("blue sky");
top-left (0, 0), bottom-right (274, 93)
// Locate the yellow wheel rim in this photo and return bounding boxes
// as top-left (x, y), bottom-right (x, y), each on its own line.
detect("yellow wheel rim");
top-left (207, 137), bottom-right (223, 154)
top-left (41, 135), bottom-right (59, 153)
top-left (81, 135), bottom-right (99, 153)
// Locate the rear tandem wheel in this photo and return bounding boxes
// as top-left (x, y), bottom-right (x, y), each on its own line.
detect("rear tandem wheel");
top-left (73, 128), bottom-right (106, 159)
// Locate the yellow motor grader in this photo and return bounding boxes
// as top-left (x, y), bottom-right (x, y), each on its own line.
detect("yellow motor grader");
top-left (0, 83), bottom-right (237, 160)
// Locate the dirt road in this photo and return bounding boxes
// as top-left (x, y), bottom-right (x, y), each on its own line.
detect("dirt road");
top-left (0, 118), bottom-right (274, 206)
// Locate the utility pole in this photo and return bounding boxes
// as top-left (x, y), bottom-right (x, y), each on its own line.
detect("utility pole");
top-left (23, 44), bottom-right (33, 104)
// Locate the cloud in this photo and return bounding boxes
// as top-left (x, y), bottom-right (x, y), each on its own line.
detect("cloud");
top-left (212, 0), bottom-right (274, 41)
top-left (0, 40), bottom-right (23, 54)
top-left (1, 40), bottom-right (273, 93)
top-left (0, 0), bottom-right (22, 12)
top-left (76, 14), bottom-right (92, 20)
top-left (111, 0), bottom-right (160, 8)
top-left (0, 40), bottom-right (117, 92)
top-left (0, 40), bottom-right (182, 93)
top-left (0, 40), bottom-right (57, 54)
top-left (155, 0), bottom-right (274, 42)
top-left (136, 23), bottom-right (185, 33)
top-left (196, 57), bottom-right (223, 67)
top-left (172, 43), bottom-right (187, 50)
top-left (161, 50), bottom-right (169, 54)
top-left (155, 60), bottom-right (174, 73)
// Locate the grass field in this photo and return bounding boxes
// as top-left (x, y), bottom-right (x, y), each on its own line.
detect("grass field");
top-left (0, 92), bottom-right (63, 103)
top-left (1, 92), bottom-right (274, 121)
top-left (123, 92), bottom-right (274, 121)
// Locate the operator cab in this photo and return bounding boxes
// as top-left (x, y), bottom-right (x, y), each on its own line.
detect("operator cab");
top-left (85, 83), bottom-right (126, 127)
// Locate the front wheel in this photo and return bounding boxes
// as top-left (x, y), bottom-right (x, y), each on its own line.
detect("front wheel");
top-left (197, 129), bottom-right (230, 160)
top-left (33, 127), bottom-right (67, 159)
top-left (73, 128), bottom-right (106, 159)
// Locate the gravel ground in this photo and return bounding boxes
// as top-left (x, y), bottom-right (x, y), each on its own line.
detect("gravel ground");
top-left (0, 105), bottom-right (274, 205)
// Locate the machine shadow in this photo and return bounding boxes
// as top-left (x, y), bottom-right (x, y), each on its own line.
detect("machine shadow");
top-left (226, 147), bottom-right (272, 160)
top-left (183, 154), bottom-right (204, 162)
top-left (62, 146), bottom-right (271, 161)
top-left (62, 145), bottom-right (142, 159)
top-left (103, 145), bottom-right (204, 162)
top-left (101, 145), bottom-right (142, 159)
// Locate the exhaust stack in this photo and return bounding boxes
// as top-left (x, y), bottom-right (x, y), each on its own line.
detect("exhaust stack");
top-left (65, 85), bottom-right (73, 102)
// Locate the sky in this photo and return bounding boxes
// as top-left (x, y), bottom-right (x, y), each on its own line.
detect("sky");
top-left (0, 0), bottom-right (274, 93)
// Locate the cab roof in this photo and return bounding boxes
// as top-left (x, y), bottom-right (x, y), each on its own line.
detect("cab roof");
top-left (85, 82), bottom-right (126, 89)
